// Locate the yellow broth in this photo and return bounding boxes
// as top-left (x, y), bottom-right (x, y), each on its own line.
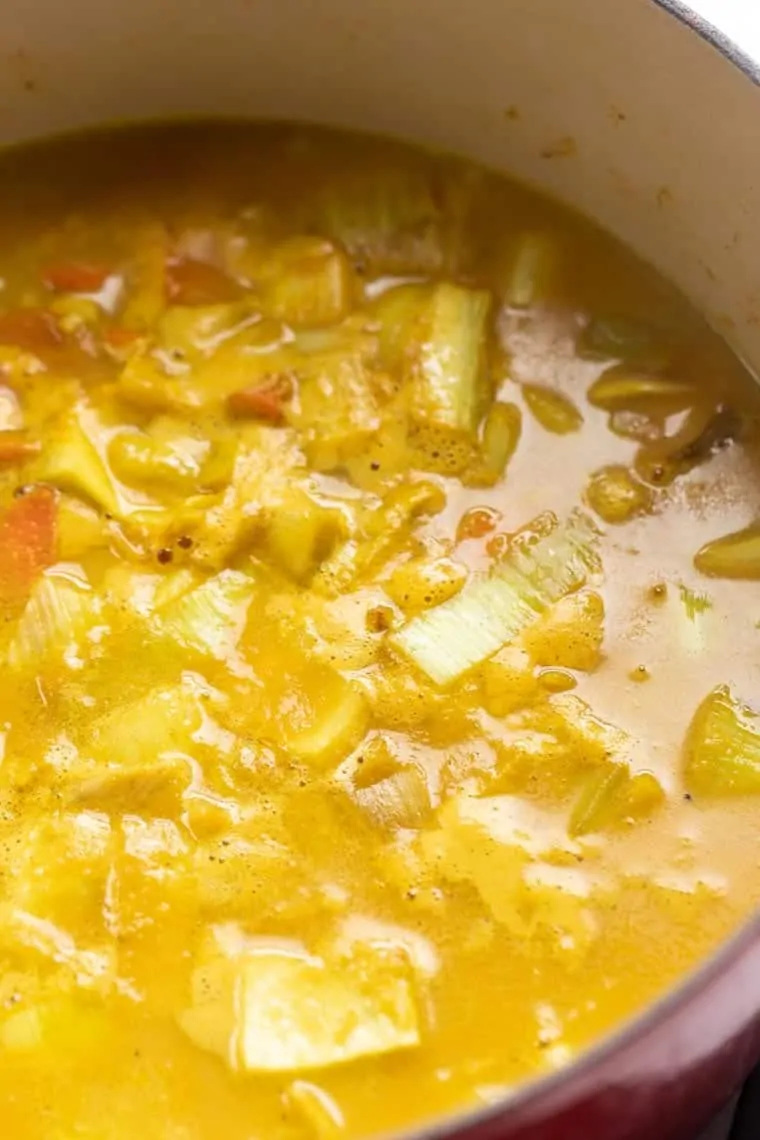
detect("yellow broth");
top-left (0, 122), bottom-right (757, 1139)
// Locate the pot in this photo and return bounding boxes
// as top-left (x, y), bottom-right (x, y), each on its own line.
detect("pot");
top-left (3, 1), bottom-right (760, 1137)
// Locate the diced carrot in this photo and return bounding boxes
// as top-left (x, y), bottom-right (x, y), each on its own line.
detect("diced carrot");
top-left (227, 373), bottom-right (295, 423)
top-left (0, 432), bottom-right (41, 465)
top-left (166, 257), bottom-right (243, 306)
top-left (41, 261), bottom-right (111, 293)
top-left (0, 486), bottom-right (57, 605)
top-left (0, 308), bottom-right (62, 352)
top-left (104, 326), bottom-right (143, 349)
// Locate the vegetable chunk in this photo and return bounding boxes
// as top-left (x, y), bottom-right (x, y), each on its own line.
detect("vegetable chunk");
top-left (684, 686), bottom-right (760, 796)
top-left (180, 937), bottom-right (420, 1073)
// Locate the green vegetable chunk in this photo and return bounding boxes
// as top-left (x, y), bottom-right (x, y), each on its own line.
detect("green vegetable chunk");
top-left (390, 510), bottom-right (599, 686)
top-left (410, 283), bottom-right (491, 434)
top-left (684, 686), bottom-right (760, 796)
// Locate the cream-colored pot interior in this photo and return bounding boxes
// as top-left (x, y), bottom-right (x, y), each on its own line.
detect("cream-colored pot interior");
top-left (0, 0), bottom-right (757, 371)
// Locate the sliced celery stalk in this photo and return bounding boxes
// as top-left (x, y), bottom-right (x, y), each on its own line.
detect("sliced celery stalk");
top-left (86, 678), bottom-right (212, 768)
top-left (504, 231), bottom-right (557, 309)
top-left (694, 523), bottom-right (760, 580)
top-left (8, 569), bottom-right (99, 669)
top-left (156, 569), bottom-right (257, 659)
top-left (390, 511), bottom-right (599, 686)
top-left (569, 763), bottom-right (664, 837)
top-left (260, 238), bottom-right (354, 327)
top-left (410, 283), bottom-right (491, 434)
top-left (180, 939), bottom-right (419, 1073)
top-left (468, 400), bottom-right (521, 486)
top-left (353, 766), bottom-right (432, 831)
top-left (684, 685), bottom-right (760, 796)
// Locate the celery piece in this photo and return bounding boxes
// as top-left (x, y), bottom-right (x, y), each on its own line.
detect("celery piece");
top-left (156, 569), bottom-right (257, 659)
top-left (694, 523), bottom-right (760, 580)
top-left (569, 763), bottom-right (664, 837)
top-left (523, 385), bottom-right (583, 435)
top-left (410, 283), bottom-right (491, 434)
top-left (390, 511), bottom-right (599, 686)
top-left (353, 766), bottom-right (432, 831)
top-left (504, 231), bottom-right (557, 309)
top-left (318, 163), bottom-right (443, 274)
top-left (587, 370), bottom-right (695, 413)
top-left (370, 283), bottom-right (428, 373)
top-left (295, 356), bottom-right (381, 470)
top-left (261, 238), bottom-right (354, 327)
top-left (684, 686), bottom-right (760, 796)
top-left (180, 940), bottom-right (419, 1072)
top-left (8, 569), bottom-right (99, 669)
top-left (36, 402), bottom-right (120, 516)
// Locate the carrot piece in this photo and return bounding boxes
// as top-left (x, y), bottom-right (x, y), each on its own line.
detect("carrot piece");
top-left (227, 374), bottom-right (295, 423)
top-left (104, 326), bottom-right (143, 349)
top-left (42, 262), bottom-right (111, 293)
top-left (0, 486), bottom-right (57, 605)
top-left (0, 308), bottom-right (62, 352)
top-left (166, 257), bottom-right (242, 306)
top-left (0, 433), bottom-right (41, 465)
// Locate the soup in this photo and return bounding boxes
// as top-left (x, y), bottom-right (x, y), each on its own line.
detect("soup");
top-left (0, 122), bottom-right (759, 1139)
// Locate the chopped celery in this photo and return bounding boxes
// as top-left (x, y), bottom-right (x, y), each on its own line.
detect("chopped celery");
top-left (503, 231), bottom-right (557, 309)
top-left (585, 464), bottom-right (652, 524)
top-left (8, 569), bottom-right (99, 668)
top-left (260, 238), bottom-right (354, 326)
top-left (156, 569), bottom-right (257, 659)
top-left (370, 283), bottom-right (428, 372)
top-left (410, 283), bottom-right (491, 434)
top-left (318, 162), bottom-right (442, 274)
top-left (36, 402), bottom-right (121, 516)
top-left (295, 356), bottom-right (381, 470)
top-left (694, 523), bottom-right (760, 579)
top-left (587, 370), bottom-right (695, 413)
top-left (352, 765), bottom-right (432, 831)
top-left (263, 487), bottom-right (343, 583)
top-left (684, 686), bottom-right (760, 796)
top-left (522, 385), bottom-right (583, 434)
top-left (390, 511), bottom-right (599, 686)
top-left (284, 670), bottom-right (369, 767)
top-left (180, 939), bottom-right (419, 1072)
top-left (569, 763), bottom-right (664, 836)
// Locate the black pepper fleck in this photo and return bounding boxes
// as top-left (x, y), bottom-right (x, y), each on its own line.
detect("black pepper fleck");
top-left (157, 548), bottom-right (173, 565)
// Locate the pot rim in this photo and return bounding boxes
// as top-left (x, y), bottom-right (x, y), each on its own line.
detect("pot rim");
top-left (396, 5), bottom-right (760, 1138)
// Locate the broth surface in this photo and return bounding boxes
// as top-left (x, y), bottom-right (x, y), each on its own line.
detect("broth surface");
top-left (0, 122), bottom-right (758, 1139)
